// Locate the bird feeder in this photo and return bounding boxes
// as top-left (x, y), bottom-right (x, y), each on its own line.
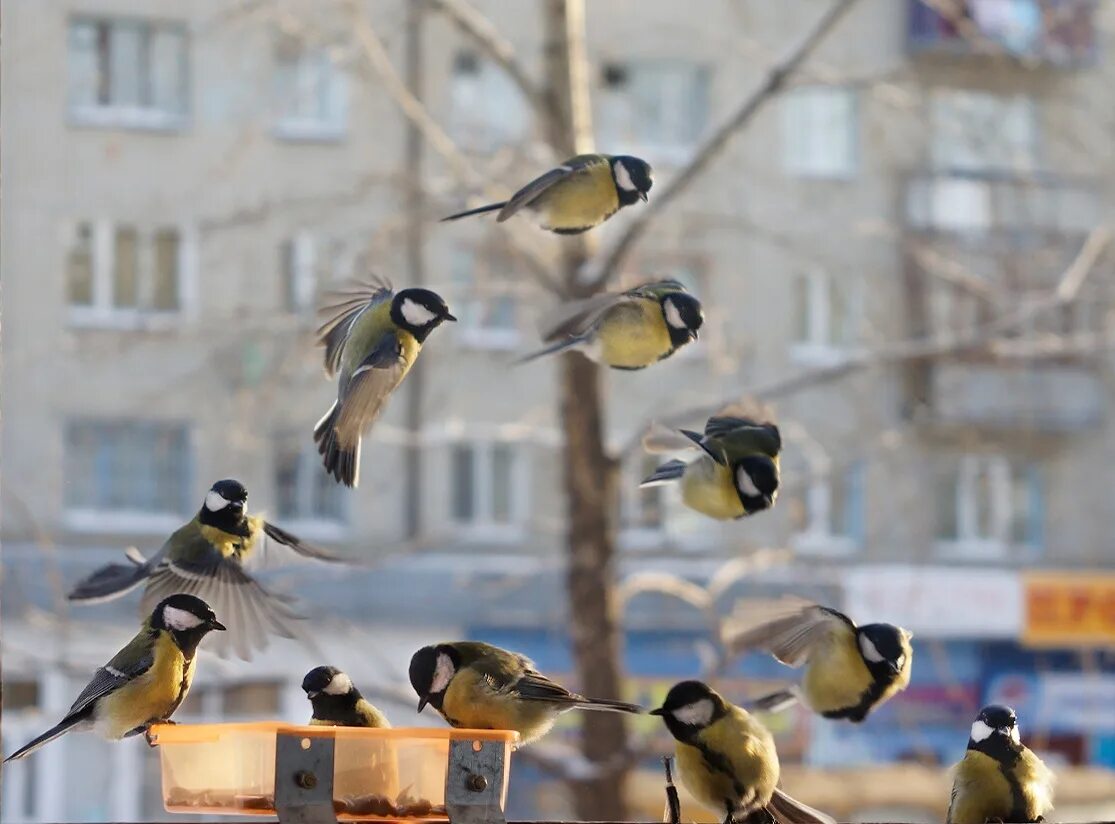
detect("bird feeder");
top-left (149, 722), bottom-right (518, 824)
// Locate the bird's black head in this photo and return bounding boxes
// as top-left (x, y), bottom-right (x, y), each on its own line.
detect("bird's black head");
top-left (198, 479), bottom-right (250, 535)
top-left (391, 288), bottom-right (456, 342)
top-left (733, 456), bottom-right (779, 514)
top-left (151, 594), bottom-right (226, 656)
top-left (649, 680), bottom-right (727, 742)
top-left (409, 644), bottom-right (460, 714)
top-left (302, 665), bottom-right (361, 717)
top-left (856, 623), bottom-right (911, 680)
top-left (661, 292), bottom-right (704, 348)
top-left (611, 155), bottom-right (653, 207)
top-left (969, 704), bottom-right (1022, 759)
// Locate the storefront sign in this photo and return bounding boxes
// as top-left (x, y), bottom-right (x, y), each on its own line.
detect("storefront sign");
top-left (1023, 573), bottom-right (1115, 647)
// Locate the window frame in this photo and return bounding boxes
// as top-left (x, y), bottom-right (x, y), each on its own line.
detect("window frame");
top-left (448, 440), bottom-right (528, 542)
top-left (781, 85), bottom-right (859, 180)
top-left (935, 454), bottom-right (1044, 559)
top-left (272, 39), bottom-right (349, 142)
top-left (447, 50), bottom-right (531, 153)
top-left (67, 15), bottom-right (190, 132)
top-left (789, 267), bottom-right (862, 366)
top-left (272, 431), bottom-right (350, 540)
top-left (790, 461), bottom-right (864, 557)
top-left (450, 243), bottom-right (523, 351)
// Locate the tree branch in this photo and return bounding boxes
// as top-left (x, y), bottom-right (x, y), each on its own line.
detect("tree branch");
top-left (581, 0), bottom-right (861, 288)
top-left (426, 0), bottom-right (549, 115)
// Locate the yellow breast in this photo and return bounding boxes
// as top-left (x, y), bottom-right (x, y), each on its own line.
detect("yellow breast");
top-left (681, 459), bottom-right (745, 520)
top-left (596, 300), bottom-right (673, 368)
top-left (96, 634), bottom-right (193, 739)
top-left (539, 165), bottom-right (620, 232)
top-left (801, 638), bottom-right (874, 714)
top-left (441, 669), bottom-right (557, 744)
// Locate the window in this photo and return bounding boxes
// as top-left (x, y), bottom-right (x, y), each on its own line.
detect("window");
top-left (936, 455), bottom-right (1043, 556)
top-left (65, 221), bottom-right (194, 327)
top-left (280, 233), bottom-right (317, 315)
top-left (274, 433), bottom-right (347, 530)
top-left (622, 455), bottom-right (666, 535)
top-left (448, 51), bottom-right (530, 152)
top-left (781, 86), bottom-right (858, 179)
top-left (64, 420), bottom-right (191, 530)
top-left (791, 269), bottom-right (861, 364)
top-left (790, 461), bottom-right (865, 555)
top-left (598, 60), bottom-right (710, 160)
top-left (451, 244), bottom-right (520, 349)
top-left (274, 37), bottom-right (347, 140)
top-left (931, 91), bottom-right (1038, 173)
top-left (449, 442), bottom-right (526, 538)
top-left (68, 17), bottom-right (188, 130)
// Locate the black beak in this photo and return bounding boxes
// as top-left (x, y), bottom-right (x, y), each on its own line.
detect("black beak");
top-left (305, 690), bottom-right (319, 699)
top-left (638, 191), bottom-right (649, 203)
top-left (417, 696), bottom-right (429, 713)
top-left (649, 707), bottom-right (665, 716)
top-left (209, 619), bottom-right (227, 632)
top-left (688, 329), bottom-right (699, 341)
top-left (443, 312), bottom-right (457, 322)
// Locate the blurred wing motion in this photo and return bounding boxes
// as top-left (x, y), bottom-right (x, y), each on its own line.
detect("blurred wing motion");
top-left (768, 788), bottom-right (837, 824)
top-left (726, 598), bottom-right (856, 667)
top-left (315, 278), bottom-right (394, 377)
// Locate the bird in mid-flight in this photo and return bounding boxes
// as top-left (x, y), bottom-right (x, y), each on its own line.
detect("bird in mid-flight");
top-left (5, 594), bottom-right (224, 761)
top-left (314, 279), bottom-right (455, 487)
top-left (68, 479), bottom-right (343, 660)
top-left (518, 279), bottom-right (703, 369)
top-left (642, 412), bottom-right (782, 521)
top-left (441, 154), bottom-right (652, 234)
top-left (408, 641), bottom-right (642, 745)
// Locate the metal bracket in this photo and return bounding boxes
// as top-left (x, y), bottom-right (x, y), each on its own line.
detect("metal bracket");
top-left (445, 739), bottom-right (508, 824)
top-left (275, 733), bottom-right (338, 824)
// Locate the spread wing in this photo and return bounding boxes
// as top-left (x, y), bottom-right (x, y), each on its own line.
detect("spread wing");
top-left (536, 277), bottom-right (678, 343)
top-left (139, 529), bottom-right (306, 661)
top-left (496, 155), bottom-right (605, 222)
top-left (726, 598), bottom-right (857, 667)
top-left (261, 520), bottom-right (346, 563)
top-left (66, 634), bottom-right (155, 718)
top-left (704, 416), bottom-right (782, 456)
top-left (334, 331), bottom-right (407, 440)
top-left (316, 278), bottom-right (394, 377)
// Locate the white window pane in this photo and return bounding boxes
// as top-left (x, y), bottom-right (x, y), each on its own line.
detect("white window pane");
top-left (451, 445), bottom-right (475, 522)
top-left (491, 444), bottom-right (513, 522)
top-left (783, 87), bottom-right (856, 178)
top-left (109, 22), bottom-right (145, 107)
top-left (150, 27), bottom-right (186, 114)
top-left (931, 91), bottom-right (1037, 172)
top-left (153, 227), bottom-right (180, 311)
top-left (448, 51), bottom-right (529, 150)
top-left (67, 222), bottom-right (96, 306)
top-left (68, 21), bottom-right (101, 108)
top-left (113, 226), bottom-right (139, 308)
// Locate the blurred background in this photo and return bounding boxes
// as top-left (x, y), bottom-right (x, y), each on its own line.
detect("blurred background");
top-left (3, 0), bottom-right (1115, 821)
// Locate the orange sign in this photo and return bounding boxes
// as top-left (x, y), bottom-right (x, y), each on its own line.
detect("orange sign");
top-left (1023, 573), bottom-right (1115, 647)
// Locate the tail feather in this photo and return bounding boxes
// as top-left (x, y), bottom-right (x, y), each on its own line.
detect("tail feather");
top-left (313, 401), bottom-right (360, 488)
top-left (643, 423), bottom-right (702, 454)
top-left (571, 697), bottom-right (644, 714)
top-left (68, 560), bottom-right (150, 604)
top-left (749, 688), bottom-right (800, 715)
top-left (766, 788), bottom-right (835, 824)
top-left (441, 202), bottom-right (506, 222)
top-left (514, 336), bottom-right (585, 365)
top-left (641, 459), bottom-right (686, 487)
top-left (5, 713), bottom-right (88, 762)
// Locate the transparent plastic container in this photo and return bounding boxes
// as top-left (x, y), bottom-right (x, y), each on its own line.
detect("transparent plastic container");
top-left (150, 722), bottom-right (517, 820)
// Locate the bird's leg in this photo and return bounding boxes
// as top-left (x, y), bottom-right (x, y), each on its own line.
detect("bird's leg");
top-left (723, 801), bottom-right (737, 824)
top-left (144, 726), bottom-right (158, 747)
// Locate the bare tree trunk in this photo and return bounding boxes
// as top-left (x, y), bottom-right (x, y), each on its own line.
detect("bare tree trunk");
top-left (403, 0), bottom-right (426, 538)
top-left (542, 0), bottom-right (631, 818)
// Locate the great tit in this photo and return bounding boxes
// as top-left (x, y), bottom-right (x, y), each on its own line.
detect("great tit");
top-left (948, 705), bottom-right (1054, 824)
top-left (642, 413), bottom-right (781, 521)
top-left (728, 599), bottom-right (913, 723)
top-left (5, 594), bottom-right (224, 762)
top-left (651, 681), bottom-right (834, 824)
top-left (408, 641), bottom-right (643, 745)
top-left (69, 479), bottom-right (342, 661)
top-left (302, 666), bottom-right (392, 728)
top-left (314, 279), bottom-right (455, 487)
top-left (517, 279), bottom-right (703, 369)
top-left (441, 154), bottom-right (652, 234)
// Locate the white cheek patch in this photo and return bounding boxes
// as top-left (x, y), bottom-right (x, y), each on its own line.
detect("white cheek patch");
top-left (736, 467), bottom-right (761, 498)
top-left (205, 490), bottom-right (229, 512)
top-left (970, 720), bottom-right (994, 742)
top-left (664, 300), bottom-right (686, 330)
top-left (613, 160), bottom-right (636, 192)
top-left (325, 672), bottom-right (353, 696)
top-left (163, 605), bottom-right (204, 631)
top-left (859, 634), bottom-right (885, 663)
top-left (895, 654), bottom-right (906, 671)
top-left (429, 652), bottom-right (456, 694)
top-left (674, 698), bottom-right (714, 727)
top-left (1009, 725), bottom-right (1020, 744)
top-left (401, 298), bottom-right (437, 327)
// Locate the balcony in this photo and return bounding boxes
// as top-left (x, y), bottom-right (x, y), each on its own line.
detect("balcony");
top-left (901, 171), bottom-right (1108, 432)
top-left (907, 0), bottom-right (1097, 68)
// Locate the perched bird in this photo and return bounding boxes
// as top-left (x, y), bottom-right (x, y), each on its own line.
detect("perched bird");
top-left (948, 705), bottom-right (1054, 824)
top-left (5, 594), bottom-right (224, 762)
top-left (314, 279), bottom-right (455, 487)
top-left (441, 154), bottom-right (652, 234)
top-left (727, 599), bottom-right (913, 723)
top-left (651, 681), bottom-right (834, 824)
top-left (408, 641), bottom-right (643, 745)
top-left (302, 666), bottom-right (391, 728)
top-left (517, 279), bottom-right (703, 369)
top-left (68, 479), bottom-right (342, 661)
top-left (642, 413), bottom-right (781, 520)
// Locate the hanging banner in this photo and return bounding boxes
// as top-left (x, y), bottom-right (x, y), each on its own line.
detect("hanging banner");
top-left (1022, 572), bottom-right (1115, 647)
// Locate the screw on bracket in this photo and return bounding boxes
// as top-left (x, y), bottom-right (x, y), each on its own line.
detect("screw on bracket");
top-left (295, 770), bottom-right (318, 790)
top-left (466, 773), bottom-right (488, 793)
